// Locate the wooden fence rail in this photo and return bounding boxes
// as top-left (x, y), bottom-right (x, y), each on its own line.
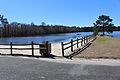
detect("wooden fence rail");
top-left (61, 35), bottom-right (96, 57)
top-left (0, 41), bottom-right (51, 57)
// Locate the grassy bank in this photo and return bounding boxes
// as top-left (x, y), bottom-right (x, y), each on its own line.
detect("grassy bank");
top-left (74, 36), bottom-right (120, 59)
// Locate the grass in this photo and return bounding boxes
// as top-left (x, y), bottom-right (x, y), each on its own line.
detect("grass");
top-left (93, 36), bottom-right (120, 46)
top-left (94, 36), bottom-right (110, 43)
top-left (74, 36), bottom-right (120, 59)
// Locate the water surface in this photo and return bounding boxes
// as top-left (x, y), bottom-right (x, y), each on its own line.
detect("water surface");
top-left (0, 32), bottom-right (92, 43)
top-left (0, 31), bottom-right (119, 44)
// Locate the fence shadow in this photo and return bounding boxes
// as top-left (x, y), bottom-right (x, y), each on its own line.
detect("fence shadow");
top-left (0, 53), bottom-right (56, 59)
top-left (65, 42), bottom-right (92, 59)
top-left (61, 35), bottom-right (96, 59)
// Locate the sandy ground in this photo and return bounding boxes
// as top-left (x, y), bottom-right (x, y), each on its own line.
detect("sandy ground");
top-left (51, 41), bottom-right (82, 56)
top-left (74, 36), bottom-right (120, 59)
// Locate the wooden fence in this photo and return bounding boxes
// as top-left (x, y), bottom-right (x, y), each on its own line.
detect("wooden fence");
top-left (0, 41), bottom-right (51, 57)
top-left (61, 35), bottom-right (96, 57)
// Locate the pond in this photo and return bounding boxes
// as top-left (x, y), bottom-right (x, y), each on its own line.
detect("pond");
top-left (0, 32), bottom-right (92, 43)
top-left (0, 31), bottom-right (119, 44)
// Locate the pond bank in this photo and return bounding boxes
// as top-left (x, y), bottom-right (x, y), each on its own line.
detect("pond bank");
top-left (74, 36), bottom-right (120, 59)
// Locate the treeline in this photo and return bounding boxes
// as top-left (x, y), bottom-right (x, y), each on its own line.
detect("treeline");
top-left (0, 22), bottom-right (120, 37)
top-left (80, 26), bottom-right (120, 32)
top-left (0, 22), bottom-right (82, 37)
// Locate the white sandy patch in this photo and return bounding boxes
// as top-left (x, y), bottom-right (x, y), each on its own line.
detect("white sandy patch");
top-left (51, 41), bottom-right (83, 56)
top-left (51, 43), bottom-right (62, 56)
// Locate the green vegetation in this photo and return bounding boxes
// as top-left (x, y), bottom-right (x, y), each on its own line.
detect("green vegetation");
top-left (93, 23), bottom-right (99, 35)
top-left (93, 36), bottom-right (111, 44)
top-left (93, 36), bottom-right (120, 48)
top-left (93, 15), bottom-right (114, 36)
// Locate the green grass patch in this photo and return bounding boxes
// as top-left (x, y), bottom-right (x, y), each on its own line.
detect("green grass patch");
top-left (93, 36), bottom-right (112, 44)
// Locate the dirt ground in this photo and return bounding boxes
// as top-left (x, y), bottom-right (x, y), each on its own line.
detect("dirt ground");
top-left (74, 36), bottom-right (120, 59)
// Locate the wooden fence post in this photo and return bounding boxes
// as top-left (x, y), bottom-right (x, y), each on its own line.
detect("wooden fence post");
top-left (46, 41), bottom-right (48, 50)
top-left (46, 41), bottom-right (49, 56)
top-left (81, 37), bottom-right (83, 46)
top-left (39, 44), bottom-right (41, 54)
top-left (86, 36), bottom-right (88, 43)
top-left (10, 42), bottom-right (12, 55)
top-left (61, 42), bottom-right (64, 57)
top-left (77, 38), bottom-right (79, 48)
top-left (31, 41), bottom-right (34, 56)
top-left (71, 39), bottom-right (73, 52)
top-left (85, 36), bottom-right (87, 43)
top-left (84, 36), bottom-right (85, 44)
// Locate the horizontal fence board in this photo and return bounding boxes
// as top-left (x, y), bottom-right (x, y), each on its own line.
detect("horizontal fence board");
top-left (73, 43), bottom-right (78, 46)
top-left (73, 39), bottom-right (81, 42)
top-left (0, 48), bottom-right (46, 50)
top-left (64, 45), bottom-right (71, 50)
top-left (73, 39), bottom-right (77, 42)
top-left (0, 44), bottom-right (45, 46)
top-left (77, 41), bottom-right (81, 44)
top-left (12, 44), bottom-right (31, 46)
top-left (34, 43), bottom-right (45, 45)
top-left (63, 42), bottom-right (71, 45)
top-left (0, 48), bottom-right (10, 49)
top-left (63, 39), bottom-right (81, 45)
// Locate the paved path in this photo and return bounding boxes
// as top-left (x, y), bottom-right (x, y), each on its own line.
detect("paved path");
top-left (0, 56), bottom-right (120, 80)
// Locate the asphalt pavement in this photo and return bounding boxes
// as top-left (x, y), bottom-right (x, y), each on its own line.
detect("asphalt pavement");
top-left (0, 56), bottom-right (120, 80)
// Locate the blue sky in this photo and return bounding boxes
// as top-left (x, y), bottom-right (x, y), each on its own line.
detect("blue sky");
top-left (0, 0), bottom-right (120, 27)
